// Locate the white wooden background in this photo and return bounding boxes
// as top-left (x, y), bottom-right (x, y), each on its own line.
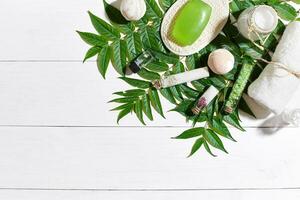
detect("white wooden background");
top-left (0, 0), bottom-right (300, 199)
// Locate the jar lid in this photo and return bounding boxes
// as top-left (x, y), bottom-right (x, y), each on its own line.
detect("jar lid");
top-left (250, 5), bottom-right (278, 34)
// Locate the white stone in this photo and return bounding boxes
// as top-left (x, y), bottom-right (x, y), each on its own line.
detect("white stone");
top-left (208, 49), bottom-right (234, 75)
top-left (120, 0), bottom-right (146, 21)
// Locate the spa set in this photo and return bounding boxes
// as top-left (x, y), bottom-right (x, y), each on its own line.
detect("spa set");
top-left (78, 0), bottom-right (300, 156)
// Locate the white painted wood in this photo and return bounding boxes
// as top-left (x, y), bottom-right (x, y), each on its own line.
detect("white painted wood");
top-left (0, 62), bottom-right (183, 126)
top-left (1, 0), bottom-right (300, 197)
top-left (0, 127), bottom-right (299, 189)
top-left (0, 189), bottom-right (300, 200)
top-left (0, 0), bottom-right (107, 60)
top-left (1, 62), bottom-right (300, 127)
top-left (0, 0), bottom-right (299, 61)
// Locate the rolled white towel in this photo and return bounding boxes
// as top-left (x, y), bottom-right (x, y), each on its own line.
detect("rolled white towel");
top-left (248, 21), bottom-right (300, 114)
top-left (272, 22), bottom-right (300, 73)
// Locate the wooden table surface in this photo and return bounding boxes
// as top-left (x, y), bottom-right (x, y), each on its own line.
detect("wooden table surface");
top-left (0, 0), bottom-right (300, 199)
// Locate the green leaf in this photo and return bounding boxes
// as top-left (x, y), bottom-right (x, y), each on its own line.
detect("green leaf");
top-left (109, 97), bottom-right (138, 103)
top-left (126, 32), bottom-right (143, 59)
top-left (114, 89), bottom-right (145, 97)
top-left (103, 0), bottom-right (129, 25)
top-left (135, 99), bottom-right (146, 125)
top-left (238, 96), bottom-right (256, 118)
top-left (146, 61), bottom-right (169, 72)
top-left (172, 62), bottom-right (185, 73)
top-left (229, 0), bottom-right (253, 16)
top-left (83, 46), bottom-right (101, 62)
top-left (198, 77), bottom-right (226, 90)
top-left (144, 0), bottom-right (164, 19)
top-left (148, 88), bottom-right (165, 118)
top-left (188, 137), bottom-right (204, 157)
top-left (138, 28), bottom-right (150, 50)
top-left (203, 129), bottom-right (228, 153)
top-left (264, 20), bottom-right (285, 50)
top-left (159, 0), bottom-right (176, 11)
top-left (174, 127), bottom-right (205, 139)
top-left (210, 118), bottom-right (236, 142)
top-left (168, 86), bottom-right (182, 102)
top-left (97, 46), bottom-right (110, 78)
top-left (223, 113), bottom-right (245, 131)
top-left (119, 77), bottom-right (151, 89)
top-left (171, 99), bottom-right (194, 115)
top-left (149, 28), bottom-right (166, 53)
top-left (205, 100), bottom-right (215, 124)
top-left (203, 140), bottom-right (217, 157)
top-left (185, 55), bottom-right (196, 70)
top-left (111, 103), bottom-right (133, 111)
top-left (110, 40), bottom-right (127, 75)
top-left (159, 88), bottom-right (177, 104)
top-left (151, 50), bottom-right (179, 64)
top-left (103, 1), bottom-right (133, 34)
top-left (191, 81), bottom-right (205, 93)
top-left (179, 85), bottom-right (199, 99)
top-left (273, 3), bottom-right (297, 21)
top-left (138, 68), bottom-right (161, 80)
top-left (238, 42), bottom-right (264, 59)
top-left (88, 11), bottom-right (120, 40)
top-left (142, 94), bottom-right (153, 121)
top-left (76, 31), bottom-right (107, 46)
top-left (133, 32), bottom-right (144, 54)
top-left (140, 26), bottom-right (165, 52)
top-left (117, 107), bottom-right (132, 123)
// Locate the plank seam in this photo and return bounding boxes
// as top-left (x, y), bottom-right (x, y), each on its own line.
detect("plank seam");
top-left (0, 60), bottom-right (95, 63)
top-left (0, 125), bottom-right (297, 129)
top-left (0, 187), bottom-right (300, 191)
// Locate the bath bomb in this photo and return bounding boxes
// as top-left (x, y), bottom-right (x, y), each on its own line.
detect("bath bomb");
top-left (208, 49), bottom-right (235, 75)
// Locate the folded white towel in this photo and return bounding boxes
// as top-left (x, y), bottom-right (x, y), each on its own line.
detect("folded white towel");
top-left (248, 21), bottom-right (300, 114)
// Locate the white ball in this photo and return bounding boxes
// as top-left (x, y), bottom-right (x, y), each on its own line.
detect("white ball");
top-left (208, 49), bottom-right (235, 75)
top-left (120, 0), bottom-right (146, 21)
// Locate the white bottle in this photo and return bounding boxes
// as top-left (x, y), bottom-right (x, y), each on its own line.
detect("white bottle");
top-left (237, 5), bottom-right (278, 41)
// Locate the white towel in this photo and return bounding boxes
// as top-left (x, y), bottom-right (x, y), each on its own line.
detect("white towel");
top-left (248, 21), bottom-right (300, 114)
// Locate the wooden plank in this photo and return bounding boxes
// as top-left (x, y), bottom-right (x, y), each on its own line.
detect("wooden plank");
top-left (0, 0), bottom-right (107, 60)
top-left (0, 62), bottom-right (183, 126)
top-left (0, 189), bottom-right (300, 200)
top-left (0, 127), bottom-right (299, 189)
top-left (1, 0), bottom-right (299, 61)
top-left (1, 62), bottom-right (299, 127)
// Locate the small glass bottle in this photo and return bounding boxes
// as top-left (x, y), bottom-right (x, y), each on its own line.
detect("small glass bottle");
top-left (237, 5), bottom-right (278, 41)
top-left (191, 86), bottom-right (219, 115)
top-left (128, 50), bottom-right (154, 73)
top-left (281, 109), bottom-right (300, 127)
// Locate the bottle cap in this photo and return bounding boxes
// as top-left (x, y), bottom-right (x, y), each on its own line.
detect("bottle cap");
top-left (129, 61), bottom-right (141, 73)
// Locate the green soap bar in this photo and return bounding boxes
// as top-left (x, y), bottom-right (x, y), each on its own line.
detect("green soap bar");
top-left (168, 0), bottom-right (212, 47)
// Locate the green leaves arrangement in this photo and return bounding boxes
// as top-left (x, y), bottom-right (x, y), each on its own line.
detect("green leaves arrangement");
top-left (77, 0), bottom-right (299, 156)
